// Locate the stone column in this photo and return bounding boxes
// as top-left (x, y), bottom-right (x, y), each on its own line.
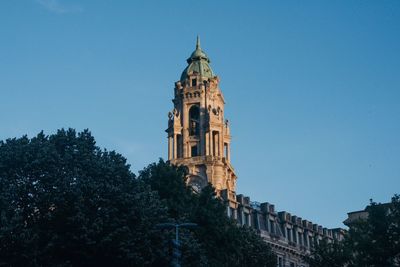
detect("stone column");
top-left (199, 85), bottom-right (205, 156)
top-left (209, 131), bottom-right (212, 156)
top-left (173, 134), bottom-right (177, 159)
top-left (217, 132), bottom-right (221, 157)
top-left (205, 132), bottom-right (210, 155)
top-left (168, 136), bottom-right (173, 160)
top-left (220, 131), bottom-right (224, 158)
top-left (227, 143), bottom-right (231, 161)
top-left (183, 103), bottom-right (188, 157)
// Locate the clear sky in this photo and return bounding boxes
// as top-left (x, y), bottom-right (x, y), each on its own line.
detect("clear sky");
top-left (1, 1), bottom-right (399, 228)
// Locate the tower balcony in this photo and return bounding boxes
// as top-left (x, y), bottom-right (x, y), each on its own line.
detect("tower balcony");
top-left (170, 155), bottom-right (226, 166)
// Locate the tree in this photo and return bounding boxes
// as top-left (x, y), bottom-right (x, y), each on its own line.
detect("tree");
top-left (389, 195), bottom-right (400, 263)
top-left (308, 195), bottom-right (400, 267)
top-left (347, 195), bottom-right (400, 267)
top-left (306, 238), bottom-right (350, 267)
top-left (193, 185), bottom-right (276, 267)
top-left (0, 130), bottom-right (277, 266)
top-left (0, 129), bottom-right (169, 267)
top-left (139, 160), bottom-right (277, 267)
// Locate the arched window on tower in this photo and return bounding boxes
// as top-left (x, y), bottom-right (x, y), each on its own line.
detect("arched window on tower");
top-left (189, 105), bottom-right (200, 136)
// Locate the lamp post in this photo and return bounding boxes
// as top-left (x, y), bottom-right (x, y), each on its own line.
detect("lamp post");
top-left (155, 222), bottom-right (198, 267)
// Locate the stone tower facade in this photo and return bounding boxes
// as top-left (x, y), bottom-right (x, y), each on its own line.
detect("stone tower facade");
top-left (165, 38), bottom-right (346, 267)
top-left (166, 37), bottom-right (237, 202)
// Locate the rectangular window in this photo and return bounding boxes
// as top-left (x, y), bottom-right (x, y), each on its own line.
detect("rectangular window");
top-left (212, 132), bottom-right (216, 156)
top-left (191, 145), bottom-right (198, 157)
top-left (230, 208), bottom-right (235, 219)
top-left (253, 214), bottom-right (258, 229)
top-left (270, 220), bottom-right (275, 234)
top-left (278, 257), bottom-right (283, 267)
top-left (258, 215), bottom-right (266, 230)
top-left (244, 213), bottom-right (249, 226)
top-left (304, 232), bottom-right (308, 247)
top-left (292, 228), bottom-right (297, 243)
top-left (212, 131), bottom-right (219, 156)
top-left (192, 78), bottom-right (197, 86)
top-left (264, 216), bottom-right (269, 231)
top-left (177, 134), bottom-right (182, 158)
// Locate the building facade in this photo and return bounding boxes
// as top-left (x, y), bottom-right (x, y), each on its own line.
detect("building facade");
top-left (227, 193), bottom-right (345, 267)
top-left (166, 38), bottom-right (344, 267)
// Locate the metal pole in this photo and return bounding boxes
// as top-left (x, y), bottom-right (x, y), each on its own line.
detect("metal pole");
top-left (154, 222), bottom-right (198, 267)
top-left (176, 225), bottom-right (179, 244)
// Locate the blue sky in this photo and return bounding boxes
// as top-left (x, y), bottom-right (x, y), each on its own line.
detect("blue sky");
top-left (1, 0), bottom-right (399, 228)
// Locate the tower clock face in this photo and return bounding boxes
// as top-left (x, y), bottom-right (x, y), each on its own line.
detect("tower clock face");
top-left (191, 182), bottom-right (202, 193)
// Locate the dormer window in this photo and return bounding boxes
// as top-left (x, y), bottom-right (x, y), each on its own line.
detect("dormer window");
top-left (192, 78), bottom-right (197, 87)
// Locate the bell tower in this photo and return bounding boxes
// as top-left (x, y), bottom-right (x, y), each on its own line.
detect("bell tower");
top-left (166, 37), bottom-right (237, 202)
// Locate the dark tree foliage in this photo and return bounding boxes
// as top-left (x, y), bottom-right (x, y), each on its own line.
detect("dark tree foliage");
top-left (0, 129), bottom-right (169, 267)
top-left (306, 238), bottom-right (350, 267)
top-left (308, 195), bottom-right (400, 267)
top-left (347, 195), bottom-right (400, 267)
top-left (0, 129), bottom-right (277, 266)
top-left (139, 160), bottom-right (277, 267)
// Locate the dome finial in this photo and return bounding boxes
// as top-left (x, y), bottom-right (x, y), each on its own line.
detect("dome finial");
top-left (181, 35), bottom-right (214, 81)
top-left (196, 35), bottom-right (201, 50)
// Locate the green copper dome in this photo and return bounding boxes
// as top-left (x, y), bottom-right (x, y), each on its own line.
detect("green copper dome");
top-left (180, 36), bottom-right (215, 82)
